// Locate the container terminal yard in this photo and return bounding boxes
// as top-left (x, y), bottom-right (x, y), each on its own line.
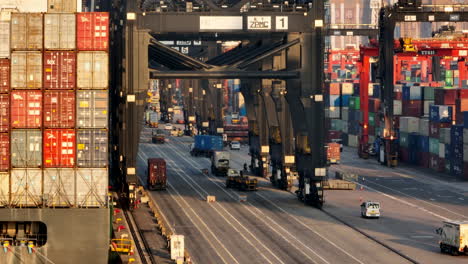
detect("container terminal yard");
top-left (0, 0), bottom-right (467, 263)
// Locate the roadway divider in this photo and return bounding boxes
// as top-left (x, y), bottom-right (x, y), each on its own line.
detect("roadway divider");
top-left (139, 187), bottom-right (193, 264)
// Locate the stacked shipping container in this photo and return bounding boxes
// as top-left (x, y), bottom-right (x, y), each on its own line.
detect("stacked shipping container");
top-left (0, 9), bottom-right (109, 207)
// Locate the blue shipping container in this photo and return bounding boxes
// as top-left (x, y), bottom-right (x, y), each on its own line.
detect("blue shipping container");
top-left (418, 135), bottom-right (429, 153)
top-left (194, 135), bottom-right (223, 151)
top-left (402, 85), bottom-right (422, 100)
top-left (430, 105), bottom-right (453, 123)
top-left (408, 133), bottom-right (419, 148)
top-left (341, 95), bottom-right (350, 106)
top-left (451, 125), bottom-right (464, 144)
top-left (464, 112), bottom-right (468, 129)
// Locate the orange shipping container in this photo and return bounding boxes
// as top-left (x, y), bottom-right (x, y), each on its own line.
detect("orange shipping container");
top-left (329, 83), bottom-right (340, 95)
top-left (327, 143), bottom-right (340, 164)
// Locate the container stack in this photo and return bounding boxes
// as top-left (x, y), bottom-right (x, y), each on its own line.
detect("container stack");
top-left (0, 4), bottom-right (110, 208)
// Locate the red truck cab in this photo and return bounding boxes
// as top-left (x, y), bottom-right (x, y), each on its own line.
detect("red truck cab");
top-left (148, 158), bottom-right (167, 190)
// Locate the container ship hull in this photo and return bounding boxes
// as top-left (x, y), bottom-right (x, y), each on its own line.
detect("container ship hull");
top-left (0, 208), bottom-right (109, 264)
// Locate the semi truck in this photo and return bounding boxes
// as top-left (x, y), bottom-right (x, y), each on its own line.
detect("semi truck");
top-left (327, 142), bottom-right (341, 164)
top-left (147, 158), bottom-right (167, 190)
top-left (437, 221), bottom-right (468, 256)
top-left (225, 169), bottom-right (258, 191)
top-left (152, 129), bottom-right (165, 144)
top-left (190, 135), bottom-right (223, 157)
top-left (211, 151), bottom-right (230, 176)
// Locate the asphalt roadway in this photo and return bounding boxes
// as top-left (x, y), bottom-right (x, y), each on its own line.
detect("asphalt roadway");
top-left (137, 127), bottom-right (417, 264)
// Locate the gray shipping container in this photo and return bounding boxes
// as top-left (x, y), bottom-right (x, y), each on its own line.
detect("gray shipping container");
top-left (43, 168), bottom-right (75, 207)
top-left (76, 168), bottom-right (108, 207)
top-left (76, 90), bottom-right (108, 128)
top-left (47, 0), bottom-right (78, 13)
top-left (0, 21), bottom-right (10, 58)
top-left (44, 13), bottom-right (76, 50)
top-left (77, 129), bottom-right (108, 167)
top-left (11, 13), bottom-right (43, 50)
top-left (0, 172), bottom-right (9, 206)
top-left (77, 52), bottom-right (109, 89)
top-left (11, 129), bottom-right (42, 167)
top-left (11, 51), bottom-right (42, 89)
top-left (11, 169), bottom-right (42, 207)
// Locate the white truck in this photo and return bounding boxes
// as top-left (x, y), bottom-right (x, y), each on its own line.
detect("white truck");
top-left (211, 151), bottom-right (230, 176)
top-left (437, 220), bottom-right (468, 256)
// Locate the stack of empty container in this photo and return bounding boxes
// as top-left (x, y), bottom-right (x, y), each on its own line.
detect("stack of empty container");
top-left (0, 3), bottom-right (110, 208)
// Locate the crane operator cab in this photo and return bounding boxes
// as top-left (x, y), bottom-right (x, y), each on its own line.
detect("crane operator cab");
top-left (361, 201), bottom-right (381, 218)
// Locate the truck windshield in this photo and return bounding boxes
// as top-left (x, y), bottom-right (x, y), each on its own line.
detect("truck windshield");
top-left (368, 203), bottom-right (380, 209)
top-left (219, 159), bottom-right (229, 166)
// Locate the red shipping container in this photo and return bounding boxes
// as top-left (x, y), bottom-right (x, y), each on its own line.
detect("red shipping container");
top-left (11, 91), bottom-right (42, 128)
top-left (147, 158), bottom-right (167, 190)
top-left (429, 153), bottom-right (439, 172)
top-left (43, 129), bottom-right (75, 167)
top-left (327, 130), bottom-right (341, 141)
top-left (429, 122), bottom-right (451, 138)
top-left (399, 147), bottom-right (409, 163)
top-left (402, 100), bottom-right (422, 117)
top-left (418, 151), bottom-right (430, 168)
top-left (0, 94), bottom-right (8, 132)
top-left (436, 158), bottom-right (445, 173)
top-left (77, 12), bottom-right (109, 51)
top-left (329, 83), bottom-right (340, 95)
top-left (0, 133), bottom-right (9, 171)
top-left (0, 59), bottom-right (9, 93)
top-left (434, 89), bottom-right (458, 105)
top-left (44, 91), bottom-right (75, 128)
top-left (369, 98), bottom-right (381, 113)
top-left (459, 89), bottom-right (468, 99)
top-left (456, 98), bottom-right (468, 113)
top-left (44, 51), bottom-right (76, 89)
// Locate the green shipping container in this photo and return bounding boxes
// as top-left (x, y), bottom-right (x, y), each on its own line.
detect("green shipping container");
top-left (399, 132), bottom-right (409, 148)
top-left (331, 119), bottom-right (342, 131)
top-left (445, 70), bottom-right (453, 78)
top-left (349, 96), bottom-right (360, 110)
top-left (369, 112), bottom-right (375, 127)
top-left (423, 86), bottom-right (435, 100)
top-left (429, 138), bottom-right (439, 155)
top-left (445, 77), bottom-right (453, 87)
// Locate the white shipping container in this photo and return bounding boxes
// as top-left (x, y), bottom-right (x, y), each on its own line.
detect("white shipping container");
top-left (439, 143), bottom-right (445, 159)
top-left (440, 128), bottom-right (451, 144)
top-left (0, 22), bottom-right (10, 58)
top-left (47, 0), bottom-right (79, 13)
top-left (368, 83), bottom-right (373, 96)
top-left (424, 100), bottom-right (434, 117)
top-left (43, 169), bottom-right (75, 207)
top-left (348, 134), bottom-right (358, 147)
top-left (44, 13), bottom-right (76, 50)
top-left (77, 52), bottom-right (109, 89)
top-left (11, 13), bottom-right (43, 50)
top-left (342, 107), bottom-right (349, 121)
top-left (464, 129), bottom-right (468, 145)
top-left (400, 116), bottom-right (420, 133)
top-left (341, 83), bottom-right (353, 95)
top-left (0, 172), bottom-right (9, 206)
top-left (0, 0), bottom-right (48, 12)
top-left (76, 168), bottom-right (108, 207)
top-left (393, 100), bottom-right (402, 116)
top-left (11, 51), bottom-right (42, 89)
top-left (419, 118), bottom-right (429, 137)
top-left (11, 169), bottom-right (42, 207)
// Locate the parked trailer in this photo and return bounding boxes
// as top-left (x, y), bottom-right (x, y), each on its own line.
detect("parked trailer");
top-left (190, 135), bottom-right (223, 157)
top-left (148, 158), bottom-right (167, 191)
top-left (437, 220), bottom-right (468, 256)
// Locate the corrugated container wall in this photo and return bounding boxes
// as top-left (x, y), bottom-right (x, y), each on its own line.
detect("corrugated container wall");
top-left (44, 51), bottom-right (76, 89)
top-left (43, 129), bottom-right (75, 167)
top-left (0, 172), bottom-right (8, 206)
top-left (0, 59), bottom-right (10, 92)
top-left (43, 91), bottom-right (75, 128)
top-left (47, 0), bottom-right (78, 13)
top-left (11, 129), bottom-right (42, 167)
top-left (44, 13), bottom-right (76, 50)
top-left (0, 94), bottom-right (9, 132)
top-left (11, 90), bottom-right (42, 128)
top-left (11, 52), bottom-right (42, 89)
top-left (77, 52), bottom-right (108, 88)
top-left (11, 13), bottom-right (43, 50)
top-left (77, 129), bottom-right (108, 167)
top-left (76, 13), bottom-right (109, 51)
top-left (0, 22), bottom-right (10, 58)
top-left (10, 169), bottom-right (42, 206)
top-left (76, 90), bottom-right (108, 128)
top-left (0, 134), bottom-right (9, 171)
top-left (76, 168), bottom-right (108, 207)
top-left (43, 168), bottom-right (75, 207)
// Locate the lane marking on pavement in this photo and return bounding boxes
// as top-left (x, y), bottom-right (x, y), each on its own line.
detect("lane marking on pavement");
top-left (410, 236), bottom-right (433, 239)
top-left (138, 150), bottom-right (232, 264)
top-left (167, 140), bottom-right (347, 264)
top-left (151, 145), bottom-right (276, 264)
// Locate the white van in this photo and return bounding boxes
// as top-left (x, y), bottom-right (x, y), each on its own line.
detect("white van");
top-left (360, 201), bottom-right (381, 218)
